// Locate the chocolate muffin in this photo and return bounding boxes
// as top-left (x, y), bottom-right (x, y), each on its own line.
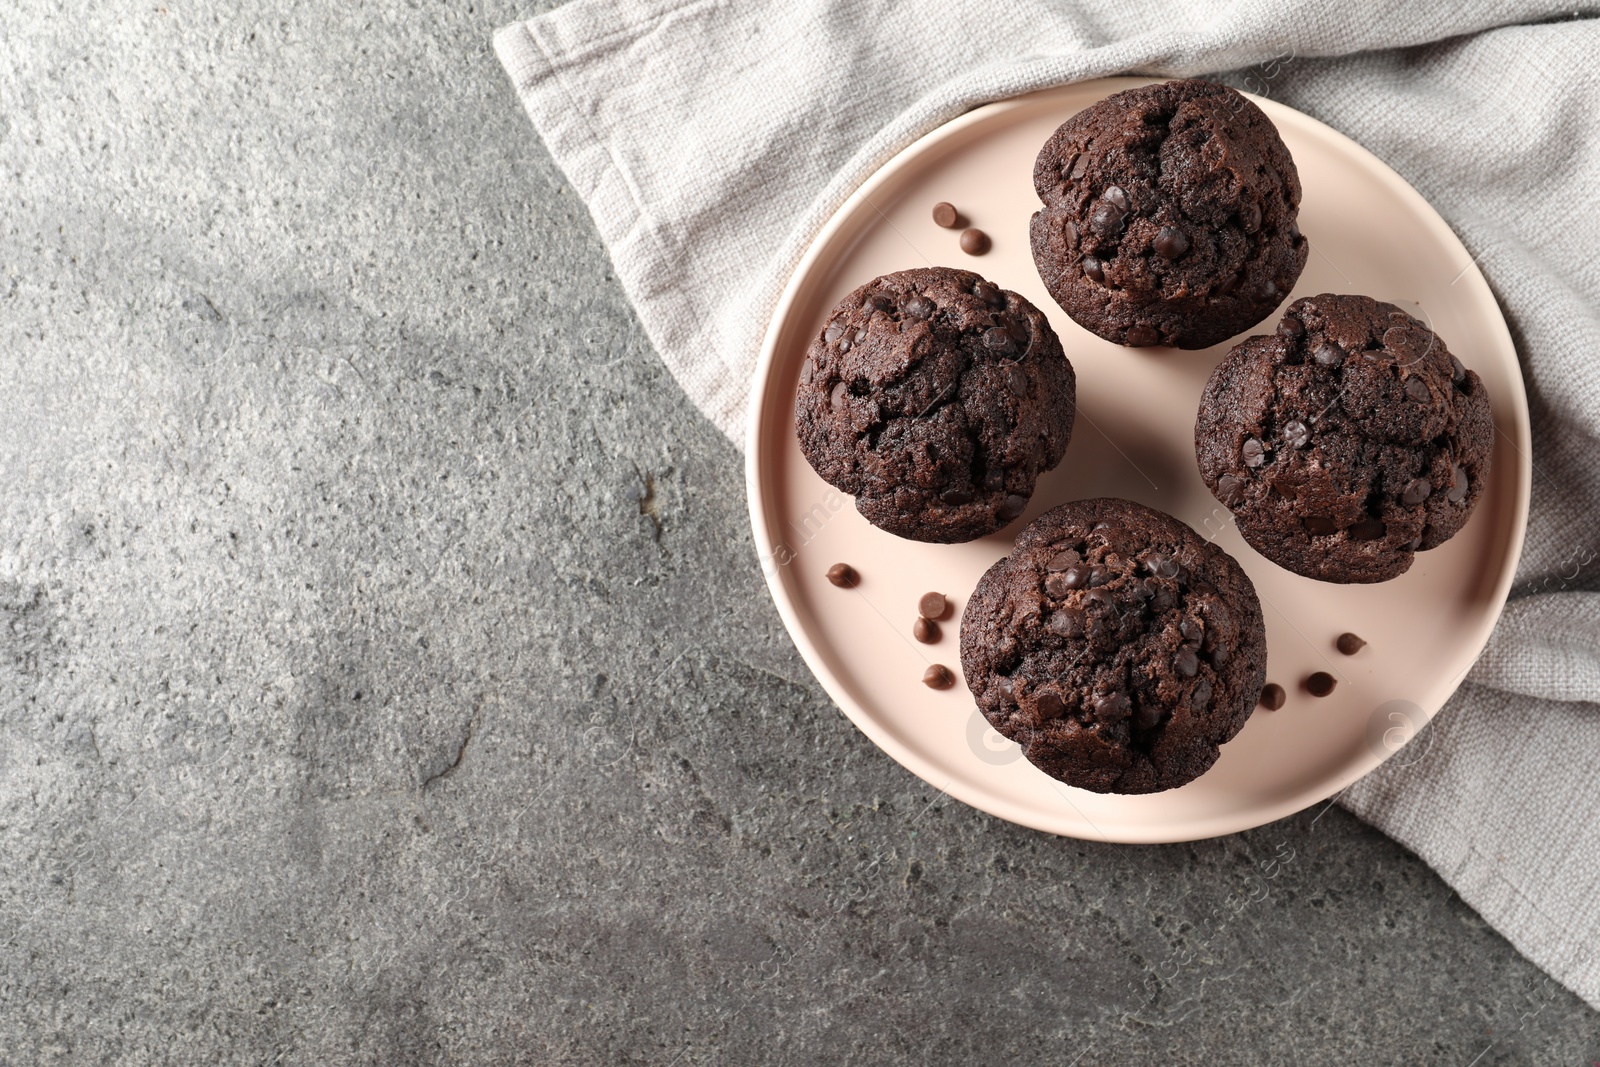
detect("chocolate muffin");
top-left (960, 498), bottom-right (1267, 794)
top-left (1195, 294), bottom-right (1493, 583)
top-left (1030, 79), bottom-right (1308, 349)
top-left (794, 267), bottom-right (1077, 543)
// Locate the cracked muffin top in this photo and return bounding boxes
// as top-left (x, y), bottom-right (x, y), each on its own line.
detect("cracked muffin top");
top-left (1195, 293), bottom-right (1493, 583)
top-left (960, 497), bottom-right (1267, 794)
top-left (1030, 79), bottom-right (1308, 349)
top-left (794, 267), bottom-right (1077, 543)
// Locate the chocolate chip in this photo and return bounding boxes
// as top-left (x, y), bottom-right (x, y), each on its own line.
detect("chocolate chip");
top-left (1305, 672), bottom-right (1336, 697)
top-left (1101, 185), bottom-right (1129, 212)
top-left (1046, 549), bottom-right (1081, 571)
top-left (1259, 683), bottom-right (1286, 711)
top-left (1069, 152), bottom-right (1089, 180)
top-left (1090, 200), bottom-right (1125, 237)
top-left (1174, 648), bottom-right (1199, 678)
top-left (1302, 516), bottom-right (1338, 536)
top-left (852, 327), bottom-right (867, 343)
top-left (1451, 355), bottom-right (1466, 382)
top-left (1060, 153), bottom-right (1080, 182)
top-left (1217, 475), bottom-right (1246, 505)
top-left (1448, 464), bottom-right (1469, 503)
top-left (1133, 703), bottom-right (1166, 730)
top-left (1278, 317), bottom-right (1305, 341)
top-left (1126, 324), bottom-right (1161, 347)
top-left (1180, 617), bottom-right (1204, 645)
top-left (1082, 256), bottom-right (1104, 284)
top-left (1057, 565), bottom-right (1087, 590)
top-left (902, 293), bottom-right (934, 320)
top-left (837, 337), bottom-right (851, 353)
top-left (911, 617), bottom-right (938, 644)
top-left (800, 360), bottom-right (814, 385)
top-left (1405, 376), bottom-right (1431, 403)
top-left (830, 381), bottom-right (849, 409)
top-left (1087, 565), bottom-right (1111, 587)
top-left (1347, 518), bottom-right (1386, 541)
top-left (1336, 632), bottom-right (1367, 655)
top-left (1314, 342), bottom-right (1345, 368)
top-left (1150, 586), bottom-right (1176, 611)
top-left (825, 563), bottom-right (858, 588)
top-left (1190, 678), bottom-right (1213, 712)
top-left (1062, 220), bottom-right (1079, 247)
top-left (959, 228), bottom-right (990, 255)
top-left (983, 326), bottom-right (1015, 353)
top-left (940, 487), bottom-right (974, 506)
top-left (1006, 363), bottom-right (1028, 397)
top-left (996, 677), bottom-right (1016, 702)
top-left (1093, 693), bottom-right (1131, 723)
top-left (1282, 419), bottom-right (1309, 448)
top-left (1153, 226), bottom-right (1189, 259)
top-left (1289, 221), bottom-right (1301, 239)
top-left (1005, 316), bottom-right (1030, 344)
top-left (1402, 477), bottom-right (1431, 505)
top-left (923, 664), bottom-right (955, 690)
top-left (1239, 201), bottom-right (1262, 233)
top-left (1143, 553), bottom-right (1179, 579)
top-left (1242, 437), bottom-right (1267, 468)
top-left (863, 294), bottom-right (891, 312)
top-left (931, 202), bottom-right (959, 228)
top-left (1049, 607), bottom-right (1086, 637)
top-left (997, 494), bottom-right (1028, 521)
top-left (823, 322), bottom-right (844, 343)
top-left (918, 592), bottom-right (948, 620)
top-left (1044, 572), bottom-right (1074, 597)
top-left (973, 280), bottom-right (1005, 307)
top-left (1083, 587), bottom-right (1114, 607)
top-left (1036, 690), bottom-right (1065, 719)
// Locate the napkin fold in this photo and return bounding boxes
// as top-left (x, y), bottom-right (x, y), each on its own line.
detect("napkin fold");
top-left (496, 0), bottom-right (1600, 1007)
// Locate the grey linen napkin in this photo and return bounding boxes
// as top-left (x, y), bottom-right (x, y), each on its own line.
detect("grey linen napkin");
top-left (496, 0), bottom-right (1600, 1007)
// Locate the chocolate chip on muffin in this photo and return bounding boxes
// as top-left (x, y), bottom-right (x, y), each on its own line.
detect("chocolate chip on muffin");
top-left (959, 497), bottom-right (1267, 794)
top-left (794, 267), bottom-right (1077, 543)
top-left (1195, 294), bottom-right (1493, 583)
top-left (1030, 79), bottom-right (1308, 349)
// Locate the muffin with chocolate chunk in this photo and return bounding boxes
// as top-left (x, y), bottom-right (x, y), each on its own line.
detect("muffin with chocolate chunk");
top-left (795, 266), bottom-right (1077, 543)
top-left (960, 497), bottom-right (1267, 794)
top-left (1195, 293), bottom-right (1493, 583)
top-left (1031, 78), bottom-right (1308, 349)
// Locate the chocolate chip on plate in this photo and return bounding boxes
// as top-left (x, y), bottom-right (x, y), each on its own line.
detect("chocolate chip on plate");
top-left (931, 201), bottom-right (960, 228)
top-left (1336, 632), bottom-right (1367, 655)
top-left (923, 664), bottom-right (955, 689)
top-left (1259, 682), bottom-right (1286, 710)
top-left (959, 228), bottom-right (990, 255)
top-left (919, 591), bottom-right (948, 620)
top-left (826, 563), bottom-right (858, 588)
top-left (1305, 671), bottom-right (1337, 697)
top-left (912, 617), bottom-right (940, 644)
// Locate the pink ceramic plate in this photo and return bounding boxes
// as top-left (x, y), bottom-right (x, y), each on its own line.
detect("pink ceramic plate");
top-left (745, 78), bottom-right (1530, 843)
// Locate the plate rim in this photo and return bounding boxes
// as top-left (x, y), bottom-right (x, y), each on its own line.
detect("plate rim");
top-left (743, 77), bottom-right (1532, 844)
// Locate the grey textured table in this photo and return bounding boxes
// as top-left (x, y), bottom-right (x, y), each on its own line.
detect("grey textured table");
top-left (2, 4), bottom-right (1596, 1064)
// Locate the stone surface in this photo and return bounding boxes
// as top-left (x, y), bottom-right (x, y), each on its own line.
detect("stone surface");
top-left (0, 4), bottom-right (1595, 1063)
